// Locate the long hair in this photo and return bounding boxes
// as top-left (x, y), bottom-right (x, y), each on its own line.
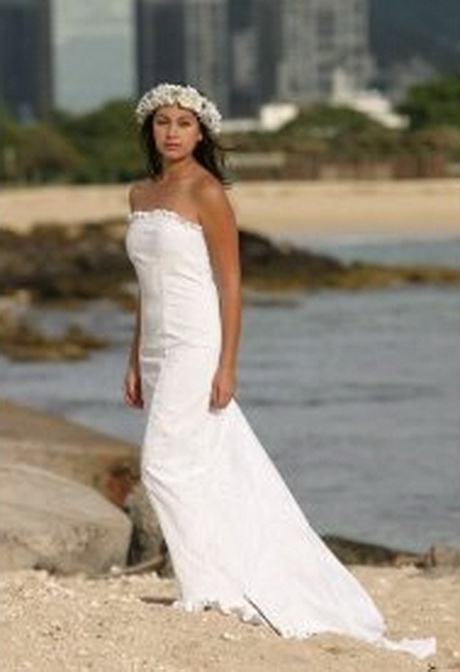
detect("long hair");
top-left (139, 112), bottom-right (230, 186)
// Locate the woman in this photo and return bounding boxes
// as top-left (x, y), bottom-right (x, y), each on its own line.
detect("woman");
top-left (124, 83), bottom-right (435, 658)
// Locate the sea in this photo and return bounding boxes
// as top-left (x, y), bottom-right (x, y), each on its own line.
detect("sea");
top-left (2, 233), bottom-right (459, 554)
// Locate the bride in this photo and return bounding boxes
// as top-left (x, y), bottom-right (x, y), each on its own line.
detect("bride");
top-left (123, 83), bottom-right (435, 659)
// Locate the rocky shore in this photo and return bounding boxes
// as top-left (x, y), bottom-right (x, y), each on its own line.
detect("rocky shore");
top-left (2, 219), bottom-right (458, 362)
top-left (0, 308), bottom-right (107, 362)
top-left (1, 218), bottom-right (459, 304)
top-left (1, 398), bottom-right (459, 671)
top-left (5, 397), bottom-right (459, 578)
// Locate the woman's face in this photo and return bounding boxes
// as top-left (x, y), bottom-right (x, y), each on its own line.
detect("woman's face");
top-left (152, 104), bottom-right (203, 161)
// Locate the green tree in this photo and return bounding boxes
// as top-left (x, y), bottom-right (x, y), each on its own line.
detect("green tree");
top-left (52, 100), bottom-right (142, 182)
top-left (398, 73), bottom-right (460, 130)
top-left (0, 107), bottom-right (22, 181)
top-left (16, 124), bottom-right (84, 182)
top-left (0, 110), bottom-right (84, 183)
top-left (274, 105), bottom-right (399, 159)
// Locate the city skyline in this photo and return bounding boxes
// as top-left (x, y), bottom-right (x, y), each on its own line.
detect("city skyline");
top-left (136, 0), bottom-right (230, 114)
top-left (0, 0), bottom-right (457, 121)
top-left (137, 0), bottom-right (372, 117)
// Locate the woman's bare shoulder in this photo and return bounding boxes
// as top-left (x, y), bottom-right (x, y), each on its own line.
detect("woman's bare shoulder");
top-left (192, 172), bottom-right (235, 229)
top-left (192, 172), bottom-right (229, 209)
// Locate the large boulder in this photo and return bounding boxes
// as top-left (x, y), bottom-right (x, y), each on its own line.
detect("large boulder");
top-left (0, 398), bottom-right (138, 503)
top-left (0, 462), bottom-right (132, 575)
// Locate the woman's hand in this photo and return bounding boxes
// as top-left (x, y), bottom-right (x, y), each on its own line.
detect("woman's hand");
top-left (124, 364), bottom-right (144, 408)
top-left (210, 365), bottom-right (236, 410)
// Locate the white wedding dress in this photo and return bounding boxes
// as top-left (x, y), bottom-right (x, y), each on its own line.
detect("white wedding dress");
top-left (125, 208), bottom-right (435, 659)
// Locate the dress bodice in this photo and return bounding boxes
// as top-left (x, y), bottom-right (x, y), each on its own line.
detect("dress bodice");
top-left (126, 208), bottom-right (213, 276)
top-left (125, 208), bottom-right (220, 351)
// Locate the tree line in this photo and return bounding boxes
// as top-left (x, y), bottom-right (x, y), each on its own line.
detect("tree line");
top-left (0, 74), bottom-right (459, 184)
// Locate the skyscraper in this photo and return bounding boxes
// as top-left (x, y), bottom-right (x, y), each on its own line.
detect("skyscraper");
top-left (0, 0), bottom-right (135, 118)
top-left (1, 0), bottom-right (372, 121)
top-left (136, 0), bottom-right (186, 92)
top-left (0, 0), bottom-right (52, 120)
top-left (252, 0), bottom-right (371, 105)
top-left (184, 0), bottom-right (229, 112)
top-left (136, 0), bottom-right (229, 115)
top-left (227, 0), bottom-right (258, 116)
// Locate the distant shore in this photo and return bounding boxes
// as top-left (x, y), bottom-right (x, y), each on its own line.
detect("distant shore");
top-left (1, 179), bottom-right (459, 240)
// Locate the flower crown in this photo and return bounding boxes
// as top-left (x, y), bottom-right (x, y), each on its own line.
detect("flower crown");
top-left (135, 83), bottom-right (222, 135)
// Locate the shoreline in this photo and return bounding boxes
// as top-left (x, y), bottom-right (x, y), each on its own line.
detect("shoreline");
top-left (1, 396), bottom-right (457, 562)
top-left (1, 179), bottom-right (459, 240)
top-left (1, 404), bottom-right (458, 669)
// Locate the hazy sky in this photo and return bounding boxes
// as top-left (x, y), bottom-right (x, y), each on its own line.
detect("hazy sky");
top-left (52, 0), bottom-right (135, 112)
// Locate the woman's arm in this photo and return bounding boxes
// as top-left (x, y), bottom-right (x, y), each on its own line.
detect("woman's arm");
top-left (196, 180), bottom-right (242, 409)
top-left (128, 292), bottom-right (141, 370)
top-left (124, 290), bottom-right (144, 409)
top-left (124, 181), bottom-right (144, 408)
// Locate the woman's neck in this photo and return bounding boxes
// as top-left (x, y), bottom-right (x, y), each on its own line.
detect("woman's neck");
top-left (160, 155), bottom-right (198, 181)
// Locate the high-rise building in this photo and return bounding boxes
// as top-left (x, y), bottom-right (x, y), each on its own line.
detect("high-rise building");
top-left (1, 0), bottom-right (372, 121)
top-left (0, 0), bottom-right (135, 119)
top-left (136, 0), bottom-right (229, 115)
top-left (136, 0), bottom-right (186, 92)
top-left (185, 0), bottom-right (229, 112)
top-left (253, 0), bottom-right (372, 105)
top-left (0, 0), bottom-right (52, 120)
top-left (227, 0), bottom-right (258, 116)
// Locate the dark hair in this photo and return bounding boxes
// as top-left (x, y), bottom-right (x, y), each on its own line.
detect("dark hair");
top-left (139, 111), bottom-right (230, 186)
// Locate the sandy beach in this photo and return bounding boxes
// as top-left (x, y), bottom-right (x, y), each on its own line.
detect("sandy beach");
top-left (0, 179), bottom-right (459, 239)
top-left (1, 564), bottom-right (458, 672)
top-left (1, 399), bottom-right (459, 671)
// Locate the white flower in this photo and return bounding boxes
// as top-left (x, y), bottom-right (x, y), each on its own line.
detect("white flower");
top-left (135, 83), bottom-right (222, 135)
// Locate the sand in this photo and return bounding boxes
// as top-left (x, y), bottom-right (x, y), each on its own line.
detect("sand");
top-left (0, 401), bottom-right (458, 670)
top-left (1, 179), bottom-right (459, 240)
top-left (1, 564), bottom-right (458, 672)
top-left (0, 403), bottom-right (458, 672)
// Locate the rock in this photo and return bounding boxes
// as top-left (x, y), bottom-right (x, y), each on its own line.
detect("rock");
top-left (0, 398), bottom-right (138, 502)
top-left (322, 534), bottom-right (421, 566)
top-left (2, 220), bottom-right (459, 303)
top-left (0, 463), bottom-right (132, 575)
top-left (240, 229), bottom-right (347, 290)
top-left (0, 309), bottom-right (107, 362)
top-left (421, 544), bottom-right (460, 570)
top-left (0, 289), bottom-right (32, 330)
top-left (242, 287), bottom-right (303, 307)
top-left (123, 483), bottom-right (173, 577)
top-left (0, 222), bottom-right (133, 301)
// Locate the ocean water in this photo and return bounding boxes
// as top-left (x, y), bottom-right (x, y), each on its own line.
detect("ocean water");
top-left (287, 232), bottom-right (460, 269)
top-left (1, 236), bottom-right (459, 553)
